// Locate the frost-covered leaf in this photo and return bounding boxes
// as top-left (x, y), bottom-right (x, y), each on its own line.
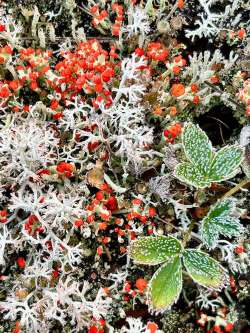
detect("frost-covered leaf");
top-left (182, 123), bottom-right (213, 174)
top-left (239, 127), bottom-right (250, 178)
top-left (183, 249), bottom-right (228, 291)
top-left (129, 236), bottom-right (182, 265)
top-left (201, 222), bottom-right (219, 249)
top-left (201, 199), bottom-right (243, 249)
top-left (174, 123), bottom-right (244, 189)
top-left (174, 162), bottom-right (210, 188)
top-left (241, 146), bottom-right (250, 178)
top-left (148, 256), bottom-right (182, 313)
top-left (208, 145), bottom-right (244, 182)
top-left (242, 159), bottom-right (250, 178)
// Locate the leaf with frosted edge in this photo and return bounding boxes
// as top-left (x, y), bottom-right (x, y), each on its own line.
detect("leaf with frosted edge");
top-left (148, 256), bottom-right (182, 313)
top-left (183, 249), bottom-right (228, 291)
top-left (201, 199), bottom-right (244, 249)
top-left (182, 123), bottom-right (213, 174)
top-left (215, 216), bottom-right (243, 237)
top-left (174, 162), bottom-right (211, 188)
top-left (242, 159), bottom-right (250, 178)
top-left (201, 222), bottom-right (219, 249)
top-left (208, 145), bottom-right (244, 182)
top-left (129, 236), bottom-right (183, 265)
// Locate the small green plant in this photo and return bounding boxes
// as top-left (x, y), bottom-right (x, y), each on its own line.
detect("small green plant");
top-left (201, 198), bottom-right (244, 249)
top-left (129, 235), bottom-right (228, 313)
top-left (129, 196), bottom-right (246, 313)
top-left (174, 123), bottom-right (244, 188)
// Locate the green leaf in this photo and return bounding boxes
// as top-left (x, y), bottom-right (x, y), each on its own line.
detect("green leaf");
top-left (174, 123), bottom-right (244, 189)
top-left (201, 199), bottom-right (243, 249)
top-left (201, 222), bottom-right (219, 249)
top-left (182, 123), bottom-right (213, 174)
top-left (183, 249), bottom-right (228, 291)
top-left (208, 145), bottom-right (244, 182)
top-left (174, 162), bottom-right (211, 188)
top-left (148, 256), bottom-right (182, 313)
top-left (129, 236), bottom-right (182, 265)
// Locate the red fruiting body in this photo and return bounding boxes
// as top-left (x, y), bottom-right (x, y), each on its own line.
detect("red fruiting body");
top-left (135, 278), bottom-right (148, 292)
top-left (74, 219), bottom-right (84, 227)
top-left (238, 28), bottom-right (246, 39)
top-left (97, 246), bottom-right (103, 256)
top-left (191, 83), bottom-right (199, 92)
top-left (225, 323), bottom-right (234, 332)
top-left (164, 123), bottom-right (182, 143)
top-left (148, 207), bottom-right (156, 217)
top-left (147, 322), bottom-right (158, 333)
top-left (147, 42), bottom-right (169, 62)
top-left (56, 162), bottom-right (74, 177)
top-left (24, 214), bottom-right (44, 235)
top-left (50, 99), bottom-right (59, 110)
top-left (213, 325), bottom-right (222, 333)
top-left (135, 48), bottom-right (144, 56)
top-left (147, 228), bottom-right (154, 235)
top-left (132, 198), bottom-right (142, 206)
top-left (52, 270), bottom-right (60, 279)
top-left (124, 282), bottom-right (131, 292)
top-left (17, 257), bottom-right (26, 269)
top-left (177, 0), bottom-right (184, 9)
top-left (95, 191), bottom-right (104, 201)
top-left (0, 210), bottom-right (7, 223)
top-left (193, 95), bottom-right (200, 104)
top-left (130, 290), bottom-right (137, 297)
top-left (87, 215), bottom-right (94, 223)
top-left (235, 245), bottom-right (244, 254)
top-left (105, 196), bottom-right (118, 211)
top-left (88, 326), bottom-right (98, 333)
top-left (140, 216), bottom-right (148, 223)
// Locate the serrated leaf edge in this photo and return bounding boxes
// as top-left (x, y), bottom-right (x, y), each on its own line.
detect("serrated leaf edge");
top-left (208, 144), bottom-right (244, 181)
top-left (182, 122), bottom-right (213, 170)
top-left (183, 249), bottom-right (229, 291)
top-left (175, 124), bottom-right (244, 188)
top-left (210, 144), bottom-right (244, 166)
top-left (201, 224), bottom-right (219, 250)
top-left (201, 198), bottom-right (235, 249)
top-left (200, 198), bottom-right (244, 249)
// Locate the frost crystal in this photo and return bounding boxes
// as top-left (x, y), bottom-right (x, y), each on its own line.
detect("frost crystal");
top-left (148, 176), bottom-right (171, 202)
top-left (121, 317), bottom-right (147, 333)
top-left (123, 6), bottom-right (150, 47)
top-left (101, 101), bottom-right (155, 169)
top-left (185, 0), bottom-right (243, 41)
top-left (113, 53), bottom-right (148, 104)
top-left (0, 119), bottom-right (59, 183)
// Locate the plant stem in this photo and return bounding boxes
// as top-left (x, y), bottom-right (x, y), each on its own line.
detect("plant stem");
top-left (182, 220), bottom-right (197, 247)
top-left (165, 0), bottom-right (178, 20)
top-left (182, 178), bottom-right (250, 247)
top-left (204, 80), bottom-right (245, 111)
top-left (222, 178), bottom-right (250, 199)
